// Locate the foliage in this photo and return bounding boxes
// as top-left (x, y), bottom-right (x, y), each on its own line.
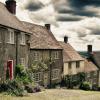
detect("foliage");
top-left (0, 79), bottom-right (27, 96)
top-left (31, 58), bottom-right (55, 72)
top-left (79, 81), bottom-right (91, 91)
top-left (61, 72), bottom-right (86, 88)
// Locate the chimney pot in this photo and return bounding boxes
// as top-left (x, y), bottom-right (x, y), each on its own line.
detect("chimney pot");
top-left (64, 36), bottom-right (68, 43)
top-left (45, 24), bottom-right (50, 30)
top-left (88, 45), bottom-right (92, 53)
top-left (5, 0), bottom-right (16, 14)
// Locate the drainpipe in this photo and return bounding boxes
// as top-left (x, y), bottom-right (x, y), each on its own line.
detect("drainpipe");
top-left (49, 50), bottom-right (52, 88)
top-left (15, 31), bottom-right (19, 76)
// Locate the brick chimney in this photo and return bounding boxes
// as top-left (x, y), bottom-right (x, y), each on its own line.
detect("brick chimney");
top-left (5, 0), bottom-right (16, 14)
top-left (87, 45), bottom-right (92, 53)
top-left (64, 36), bottom-right (68, 43)
top-left (45, 24), bottom-right (50, 30)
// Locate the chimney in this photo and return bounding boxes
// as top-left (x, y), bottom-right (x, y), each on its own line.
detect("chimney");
top-left (87, 45), bottom-right (92, 53)
top-left (64, 36), bottom-right (68, 43)
top-left (45, 24), bottom-right (50, 30)
top-left (5, 0), bottom-right (16, 14)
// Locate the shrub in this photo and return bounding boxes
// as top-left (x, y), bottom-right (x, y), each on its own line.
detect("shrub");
top-left (80, 81), bottom-right (91, 90)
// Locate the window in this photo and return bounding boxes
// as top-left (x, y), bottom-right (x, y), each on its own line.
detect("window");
top-left (33, 52), bottom-right (39, 61)
top-left (20, 58), bottom-right (25, 67)
top-left (20, 33), bottom-right (25, 45)
top-left (68, 62), bottom-right (72, 69)
top-left (93, 71), bottom-right (97, 76)
top-left (52, 69), bottom-right (59, 80)
top-left (7, 29), bottom-right (14, 44)
top-left (54, 51), bottom-right (59, 59)
top-left (76, 61), bottom-right (80, 68)
top-left (87, 72), bottom-right (90, 78)
top-left (33, 72), bottom-right (42, 82)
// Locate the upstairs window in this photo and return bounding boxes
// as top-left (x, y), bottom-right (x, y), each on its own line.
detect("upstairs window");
top-left (7, 29), bottom-right (14, 44)
top-left (76, 61), bottom-right (80, 68)
top-left (33, 52), bottom-right (40, 61)
top-left (20, 33), bottom-right (25, 45)
top-left (68, 62), bottom-right (72, 69)
top-left (54, 51), bottom-right (59, 59)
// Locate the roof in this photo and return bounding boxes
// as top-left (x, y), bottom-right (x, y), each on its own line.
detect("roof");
top-left (22, 22), bottom-right (62, 49)
top-left (92, 51), bottom-right (100, 69)
top-left (59, 41), bottom-right (84, 62)
top-left (0, 2), bottom-right (31, 34)
top-left (84, 59), bottom-right (98, 72)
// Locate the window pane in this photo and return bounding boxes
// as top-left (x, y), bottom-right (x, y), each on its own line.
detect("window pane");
top-left (7, 29), bottom-right (14, 44)
top-left (20, 33), bottom-right (25, 45)
top-left (52, 69), bottom-right (59, 80)
top-left (20, 58), bottom-right (25, 66)
top-left (76, 62), bottom-right (80, 68)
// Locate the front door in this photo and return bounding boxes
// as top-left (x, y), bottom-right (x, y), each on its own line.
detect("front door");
top-left (43, 73), bottom-right (48, 87)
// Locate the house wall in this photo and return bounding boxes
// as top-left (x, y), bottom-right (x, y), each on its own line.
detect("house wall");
top-left (63, 60), bottom-right (85, 76)
top-left (98, 70), bottom-right (100, 87)
top-left (29, 49), bottom-right (63, 86)
top-left (0, 26), bottom-right (30, 82)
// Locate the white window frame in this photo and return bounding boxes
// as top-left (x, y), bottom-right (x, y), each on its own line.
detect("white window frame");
top-left (54, 51), bottom-right (59, 59)
top-left (52, 69), bottom-right (60, 80)
top-left (87, 72), bottom-right (90, 78)
top-left (33, 52), bottom-right (39, 61)
top-left (33, 72), bottom-right (42, 82)
top-left (7, 29), bottom-right (14, 44)
top-left (20, 32), bottom-right (26, 45)
top-left (20, 58), bottom-right (25, 67)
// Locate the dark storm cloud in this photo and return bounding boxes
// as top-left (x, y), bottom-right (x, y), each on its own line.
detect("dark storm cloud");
top-left (24, 0), bottom-right (44, 11)
top-left (57, 14), bottom-right (83, 21)
top-left (68, 0), bottom-right (100, 9)
top-left (53, 0), bottom-right (100, 21)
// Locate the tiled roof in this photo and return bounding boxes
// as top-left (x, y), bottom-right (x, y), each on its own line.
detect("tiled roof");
top-left (59, 41), bottom-right (84, 62)
top-left (22, 22), bottom-right (62, 49)
top-left (84, 59), bottom-right (98, 72)
top-left (92, 51), bottom-right (100, 69)
top-left (0, 2), bottom-right (31, 34)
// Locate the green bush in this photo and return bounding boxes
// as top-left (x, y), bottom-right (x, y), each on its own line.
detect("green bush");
top-left (0, 79), bottom-right (27, 96)
top-left (80, 81), bottom-right (91, 90)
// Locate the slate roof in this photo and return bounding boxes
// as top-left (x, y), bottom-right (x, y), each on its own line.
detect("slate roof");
top-left (84, 59), bottom-right (98, 72)
top-left (59, 41), bottom-right (84, 62)
top-left (0, 2), bottom-right (31, 34)
top-left (22, 22), bottom-right (62, 49)
top-left (92, 51), bottom-right (100, 69)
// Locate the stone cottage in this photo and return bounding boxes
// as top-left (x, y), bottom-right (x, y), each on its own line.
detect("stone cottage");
top-left (23, 22), bottom-right (63, 87)
top-left (0, 0), bottom-right (31, 81)
top-left (59, 36), bottom-right (84, 77)
top-left (82, 45), bottom-right (100, 87)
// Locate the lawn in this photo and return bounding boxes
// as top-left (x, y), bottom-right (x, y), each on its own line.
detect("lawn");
top-left (0, 89), bottom-right (100, 100)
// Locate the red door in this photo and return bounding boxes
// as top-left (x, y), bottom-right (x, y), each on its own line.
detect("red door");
top-left (7, 60), bottom-right (13, 80)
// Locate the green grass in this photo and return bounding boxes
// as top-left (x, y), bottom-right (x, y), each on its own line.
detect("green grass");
top-left (0, 89), bottom-right (100, 100)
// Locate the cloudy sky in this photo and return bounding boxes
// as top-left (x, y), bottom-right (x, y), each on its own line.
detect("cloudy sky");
top-left (1, 0), bottom-right (100, 51)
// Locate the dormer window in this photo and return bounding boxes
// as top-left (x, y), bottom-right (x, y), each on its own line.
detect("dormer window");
top-left (20, 32), bottom-right (25, 45)
top-left (7, 29), bottom-right (14, 44)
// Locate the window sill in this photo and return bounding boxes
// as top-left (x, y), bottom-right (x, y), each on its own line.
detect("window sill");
top-left (20, 43), bottom-right (26, 46)
top-left (52, 78), bottom-right (59, 80)
top-left (6, 42), bottom-right (15, 45)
